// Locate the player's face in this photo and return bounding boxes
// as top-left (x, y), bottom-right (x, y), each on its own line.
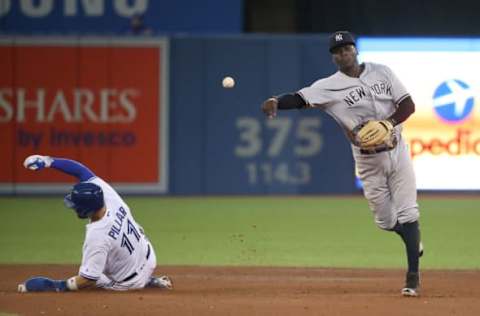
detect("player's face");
top-left (331, 45), bottom-right (358, 69)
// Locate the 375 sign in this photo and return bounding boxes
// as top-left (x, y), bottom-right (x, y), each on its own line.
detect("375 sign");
top-left (234, 116), bottom-right (323, 185)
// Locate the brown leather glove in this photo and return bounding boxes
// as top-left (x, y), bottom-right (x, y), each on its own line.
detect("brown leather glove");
top-left (357, 120), bottom-right (394, 148)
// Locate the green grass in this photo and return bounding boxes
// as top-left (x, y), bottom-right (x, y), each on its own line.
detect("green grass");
top-left (0, 196), bottom-right (478, 269)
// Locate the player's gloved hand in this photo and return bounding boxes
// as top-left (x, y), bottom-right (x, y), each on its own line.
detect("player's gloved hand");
top-left (357, 120), bottom-right (394, 148)
top-left (261, 98), bottom-right (278, 119)
top-left (19, 277), bottom-right (68, 292)
top-left (23, 155), bottom-right (54, 170)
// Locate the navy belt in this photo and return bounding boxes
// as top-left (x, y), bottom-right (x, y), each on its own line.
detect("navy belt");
top-left (360, 146), bottom-right (394, 155)
top-left (360, 138), bottom-right (398, 155)
top-left (122, 244), bottom-right (151, 282)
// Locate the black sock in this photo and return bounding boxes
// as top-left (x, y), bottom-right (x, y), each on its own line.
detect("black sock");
top-left (394, 221), bottom-right (420, 273)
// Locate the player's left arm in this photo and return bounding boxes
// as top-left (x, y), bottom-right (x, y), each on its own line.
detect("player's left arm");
top-left (19, 241), bottom-right (107, 292)
top-left (356, 97), bottom-right (415, 148)
top-left (387, 96), bottom-right (416, 126)
top-left (356, 64), bottom-right (416, 147)
top-left (383, 65), bottom-right (416, 126)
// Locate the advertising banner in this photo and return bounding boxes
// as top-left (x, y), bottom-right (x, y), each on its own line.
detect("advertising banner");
top-left (358, 38), bottom-right (480, 190)
top-left (0, 0), bottom-right (242, 34)
top-left (0, 37), bottom-right (168, 193)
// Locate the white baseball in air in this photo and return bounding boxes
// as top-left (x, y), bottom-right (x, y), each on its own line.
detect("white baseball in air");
top-left (222, 76), bottom-right (235, 88)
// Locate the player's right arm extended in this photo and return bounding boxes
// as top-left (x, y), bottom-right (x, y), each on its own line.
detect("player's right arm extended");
top-left (23, 155), bottom-right (95, 181)
top-left (262, 93), bottom-right (307, 118)
top-left (51, 158), bottom-right (95, 181)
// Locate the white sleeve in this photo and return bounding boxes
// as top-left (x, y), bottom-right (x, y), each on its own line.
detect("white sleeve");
top-left (298, 82), bottom-right (331, 108)
top-left (88, 177), bottom-right (122, 202)
top-left (79, 237), bottom-right (109, 281)
top-left (384, 65), bottom-right (409, 104)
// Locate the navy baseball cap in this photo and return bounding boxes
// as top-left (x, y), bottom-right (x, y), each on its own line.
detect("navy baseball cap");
top-left (64, 182), bottom-right (104, 219)
top-left (329, 31), bottom-right (356, 53)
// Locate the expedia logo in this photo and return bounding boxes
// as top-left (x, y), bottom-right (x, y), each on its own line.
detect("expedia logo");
top-left (410, 129), bottom-right (480, 158)
top-left (432, 79), bottom-right (475, 124)
top-left (409, 79), bottom-right (479, 158)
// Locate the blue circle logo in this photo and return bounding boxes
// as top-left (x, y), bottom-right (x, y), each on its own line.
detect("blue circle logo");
top-left (432, 79), bottom-right (475, 123)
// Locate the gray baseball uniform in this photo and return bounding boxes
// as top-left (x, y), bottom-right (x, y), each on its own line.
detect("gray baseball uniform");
top-left (298, 62), bottom-right (419, 230)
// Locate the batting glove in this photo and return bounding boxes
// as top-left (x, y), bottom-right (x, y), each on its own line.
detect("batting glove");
top-left (23, 155), bottom-right (54, 171)
top-left (18, 277), bottom-right (68, 292)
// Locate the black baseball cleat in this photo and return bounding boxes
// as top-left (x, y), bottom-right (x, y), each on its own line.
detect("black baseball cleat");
top-left (401, 272), bottom-right (420, 297)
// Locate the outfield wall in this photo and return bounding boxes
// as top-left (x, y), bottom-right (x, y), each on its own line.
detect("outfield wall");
top-left (5, 35), bottom-right (479, 194)
top-left (0, 35), bottom-right (357, 195)
top-left (169, 36), bottom-right (355, 194)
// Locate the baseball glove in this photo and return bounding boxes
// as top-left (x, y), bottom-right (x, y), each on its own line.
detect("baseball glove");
top-left (356, 120), bottom-right (394, 148)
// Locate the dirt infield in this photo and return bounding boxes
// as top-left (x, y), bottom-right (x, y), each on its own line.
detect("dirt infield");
top-left (1, 265), bottom-right (480, 316)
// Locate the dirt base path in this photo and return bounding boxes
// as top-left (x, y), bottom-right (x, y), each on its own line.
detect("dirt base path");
top-left (1, 265), bottom-right (479, 316)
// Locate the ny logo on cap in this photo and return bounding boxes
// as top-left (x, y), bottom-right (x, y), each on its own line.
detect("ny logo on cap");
top-left (335, 34), bottom-right (343, 41)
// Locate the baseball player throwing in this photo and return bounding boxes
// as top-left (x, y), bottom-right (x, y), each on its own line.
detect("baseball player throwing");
top-left (262, 31), bottom-right (423, 297)
top-left (18, 155), bottom-right (173, 292)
